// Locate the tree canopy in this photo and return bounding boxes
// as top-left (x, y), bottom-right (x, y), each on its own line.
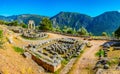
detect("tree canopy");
top-left (0, 20), bottom-right (5, 25)
top-left (77, 27), bottom-right (88, 35)
top-left (7, 20), bottom-right (19, 26)
top-left (39, 18), bottom-right (52, 31)
top-left (62, 26), bottom-right (68, 33)
top-left (102, 32), bottom-right (108, 36)
top-left (115, 26), bottom-right (120, 38)
top-left (66, 27), bottom-right (73, 34)
top-left (53, 25), bottom-right (61, 32)
top-left (20, 23), bottom-right (28, 28)
top-left (0, 30), bottom-right (3, 39)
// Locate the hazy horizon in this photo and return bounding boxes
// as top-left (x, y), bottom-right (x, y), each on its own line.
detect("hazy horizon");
top-left (0, 0), bottom-right (120, 17)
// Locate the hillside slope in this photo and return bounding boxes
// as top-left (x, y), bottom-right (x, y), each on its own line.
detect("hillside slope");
top-left (0, 25), bottom-right (44, 74)
top-left (0, 11), bottom-right (120, 35)
top-left (0, 14), bottom-right (48, 25)
top-left (50, 12), bottom-right (92, 30)
top-left (87, 11), bottom-right (120, 35)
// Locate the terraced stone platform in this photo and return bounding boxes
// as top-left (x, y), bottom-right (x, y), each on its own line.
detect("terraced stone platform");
top-left (25, 38), bottom-right (86, 72)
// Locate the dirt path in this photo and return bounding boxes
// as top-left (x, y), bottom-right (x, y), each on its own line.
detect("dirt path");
top-left (69, 40), bottom-right (106, 74)
top-left (60, 58), bottom-right (77, 74)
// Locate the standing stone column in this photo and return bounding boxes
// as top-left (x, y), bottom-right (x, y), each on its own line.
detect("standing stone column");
top-left (28, 20), bottom-right (35, 30)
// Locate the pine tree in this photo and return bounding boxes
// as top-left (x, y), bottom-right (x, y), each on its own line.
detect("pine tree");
top-left (62, 26), bottom-right (68, 33)
top-left (115, 26), bottom-right (120, 38)
top-left (102, 32), bottom-right (108, 36)
top-left (77, 27), bottom-right (88, 35)
top-left (39, 18), bottom-right (52, 31)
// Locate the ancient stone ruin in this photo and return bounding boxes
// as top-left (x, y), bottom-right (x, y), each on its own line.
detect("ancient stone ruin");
top-left (28, 20), bottom-right (35, 30)
top-left (8, 20), bottom-right (48, 39)
top-left (25, 38), bottom-right (86, 72)
top-left (22, 20), bottom-right (48, 39)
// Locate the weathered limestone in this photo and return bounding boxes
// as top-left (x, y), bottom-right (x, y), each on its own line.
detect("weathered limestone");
top-left (32, 54), bottom-right (61, 72)
top-left (22, 52), bottom-right (32, 58)
top-left (8, 20), bottom-right (48, 39)
top-left (25, 38), bottom-right (85, 72)
top-left (28, 20), bottom-right (35, 30)
top-left (22, 20), bottom-right (48, 39)
top-left (22, 30), bottom-right (48, 39)
top-left (8, 37), bottom-right (13, 44)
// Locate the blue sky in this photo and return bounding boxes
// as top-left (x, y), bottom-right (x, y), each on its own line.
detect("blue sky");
top-left (0, 0), bottom-right (120, 17)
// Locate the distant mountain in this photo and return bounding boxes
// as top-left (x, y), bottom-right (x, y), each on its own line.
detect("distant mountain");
top-left (0, 11), bottom-right (120, 35)
top-left (87, 11), bottom-right (120, 35)
top-left (50, 12), bottom-right (93, 30)
top-left (0, 14), bottom-right (48, 25)
top-left (51, 11), bottom-right (120, 35)
top-left (0, 16), bottom-right (6, 20)
top-left (0, 16), bottom-right (11, 21)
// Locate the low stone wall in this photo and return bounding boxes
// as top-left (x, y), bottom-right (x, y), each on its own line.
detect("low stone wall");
top-left (113, 47), bottom-right (120, 50)
top-left (47, 31), bottom-right (112, 40)
top-left (22, 34), bottom-right (48, 40)
top-left (32, 54), bottom-right (61, 72)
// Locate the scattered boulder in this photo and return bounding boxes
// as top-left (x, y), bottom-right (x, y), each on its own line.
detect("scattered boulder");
top-left (96, 69), bottom-right (104, 74)
top-left (103, 64), bottom-right (109, 69)
top-left (22, 52), bottom-right (31, 59)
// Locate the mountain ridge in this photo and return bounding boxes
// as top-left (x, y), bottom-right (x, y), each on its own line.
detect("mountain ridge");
top-left (50, 11), bottom-right (93, 30)
top-left (0, 14), bottom-right (48, 24)
top-left (87, 11), bottom-right (120, 35)
top-left (0, 11), bottom-right (120, 35)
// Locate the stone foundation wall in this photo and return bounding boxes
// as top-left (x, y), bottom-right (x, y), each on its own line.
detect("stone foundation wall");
top-left (32, 55), bottom-right (61, 72)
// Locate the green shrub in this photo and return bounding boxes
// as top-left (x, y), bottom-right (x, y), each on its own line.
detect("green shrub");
top-left (61, 59), bottom-right (69, 65)
top-left (0, 30), bottom-right (3, 39)
top-left (80, 50), bottom-right (84, 53)
top-left (13, 46), bottom-right (24, 54)
top-left (95, 49), bottom-right (105, 57)
top-left (0, 30), bottom-right (4, 48)
top-left (22, 24), bottom-right (28, 28)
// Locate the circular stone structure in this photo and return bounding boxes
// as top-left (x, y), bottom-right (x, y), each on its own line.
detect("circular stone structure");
top-left (22, 20), bottom-right (48, 39)
top-left (22, 30), bottom-right (48, 39)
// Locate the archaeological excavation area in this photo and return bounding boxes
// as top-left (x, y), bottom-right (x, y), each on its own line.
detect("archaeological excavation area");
top-left (5, 21), bottom-right (90, 73)
top-left (1, 20), bottom-right (105, 74)
top-left (25, 38), bottom-right (86, 72)
top-left (8, 22), bottom-right (48, 40)
top-left (1, 23), bottom-right (118, 74)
